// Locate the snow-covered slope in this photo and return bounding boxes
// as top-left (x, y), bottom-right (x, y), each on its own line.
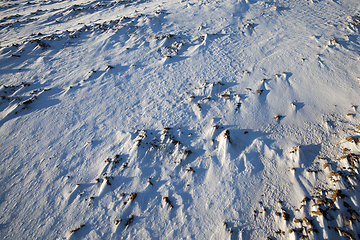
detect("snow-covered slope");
top-left (1, 0), bottom-right (360, 239)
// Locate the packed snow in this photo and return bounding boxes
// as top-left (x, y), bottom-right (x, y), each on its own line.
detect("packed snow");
top-left (1, 0), bottom-right (360, 239)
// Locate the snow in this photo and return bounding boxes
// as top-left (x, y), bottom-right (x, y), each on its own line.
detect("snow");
top-left (1, 0), bottom-right (360, 239)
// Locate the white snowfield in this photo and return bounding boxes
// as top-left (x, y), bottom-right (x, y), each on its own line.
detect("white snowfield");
top-left (1, 0), bottom-right (360, 239)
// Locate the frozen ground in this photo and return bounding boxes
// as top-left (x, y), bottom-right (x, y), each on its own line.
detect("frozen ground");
top-left (1, 0), bottom-right (360, 239)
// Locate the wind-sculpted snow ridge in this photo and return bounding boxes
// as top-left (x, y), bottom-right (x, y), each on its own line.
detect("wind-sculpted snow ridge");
top-left (1, 0), bottom-right (360, 239)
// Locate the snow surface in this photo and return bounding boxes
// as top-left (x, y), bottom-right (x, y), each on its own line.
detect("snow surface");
top-left (1, 0), bottom-right (360, 239)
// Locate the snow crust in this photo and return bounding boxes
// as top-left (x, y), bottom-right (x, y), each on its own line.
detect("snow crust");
top-left (1, 0), bottom-right (360, 239)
